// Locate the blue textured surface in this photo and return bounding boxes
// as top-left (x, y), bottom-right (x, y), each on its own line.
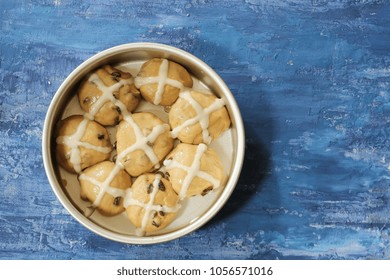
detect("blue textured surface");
top-left (1, 0), bottom-right (390, 260)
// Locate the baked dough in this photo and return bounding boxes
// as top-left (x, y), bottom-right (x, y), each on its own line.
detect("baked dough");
top-left (56, 115), bottom-right (112, 173)
top-left (116, 112), bottom-right (173, 177)
top-left (163, 143), bottom-right (225, 198)
top-left (134, 58), bottom-right (193, 106)
top-left (124, 173), bottom-right (180, 234)
top-left (78, 161), bottom-right (131, 216)
top-left (78, 65), bottom-right (140, 126)
top-left (169, 90), bottom-right (231, 144)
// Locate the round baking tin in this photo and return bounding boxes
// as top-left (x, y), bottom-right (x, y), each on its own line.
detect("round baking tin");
top-left (42, 42), bottom-right (245, 244)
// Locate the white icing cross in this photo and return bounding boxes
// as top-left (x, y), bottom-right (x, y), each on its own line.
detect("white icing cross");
top-left (134, 59), bottom-right (186, 105)
top-left (118, 115), bottom-right (170, 170)
top-left (163, 143), bottom-right (221, 199)
top-left (123, 173), bottom-right (181, 236)
top-left (78, 164), bottom-right (127, 208)
top-left (170, 90), bottom-right (225, 144)
top-left (85, 73), bottom-right (133, 119)
top-left (56, 118), bottom-right (112, 173)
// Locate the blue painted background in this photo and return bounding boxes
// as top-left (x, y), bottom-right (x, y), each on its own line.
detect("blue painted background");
top-left (1, 0), bottom-right (389, 259)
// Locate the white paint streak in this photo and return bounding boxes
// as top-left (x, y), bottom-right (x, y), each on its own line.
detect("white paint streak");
top-left (344, 147), bottom-right (389, 170)
top-left (364, 67), bottom-right (390, 78)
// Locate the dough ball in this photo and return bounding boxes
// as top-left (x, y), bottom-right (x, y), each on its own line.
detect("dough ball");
top-left (124, 173), bottom-right (179, 233)
top-left (78, 65), bottom-right (140, 126)
top-left (78, 161), bottom-right (131, 216)
top-left (135, 58), bottom-right (193, 106)
top-left (163, 143), bottom-right (225, 198)
top-left (56, 115), bottom-right (112, 173)
top-left (116, 112), bottom-right (173, 177)
top-left (169, 90), bottom-right (231, 144)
